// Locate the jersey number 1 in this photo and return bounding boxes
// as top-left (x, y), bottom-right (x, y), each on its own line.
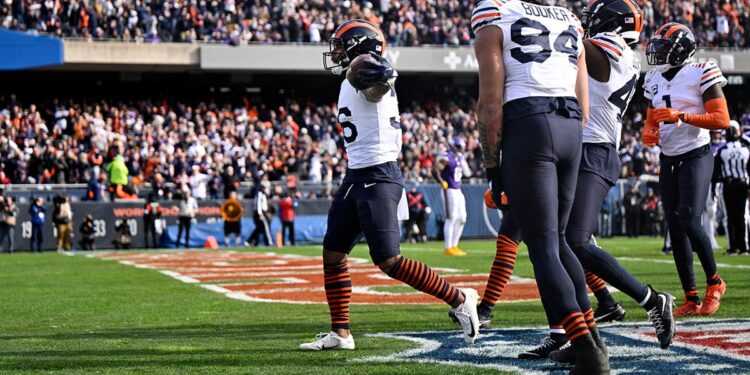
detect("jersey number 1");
top-left (510, 18), bottom-right (579, 64)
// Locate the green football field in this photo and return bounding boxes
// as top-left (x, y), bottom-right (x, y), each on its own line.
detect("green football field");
top-left (0, 237), bottom-right (748, 374)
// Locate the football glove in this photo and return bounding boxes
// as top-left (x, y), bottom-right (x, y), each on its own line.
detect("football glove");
top-left (642, 121), bottom-right (660, 147)
top-left (484, 188), bottom-right (498, 209)
top-left (652, 108), bottom-right (686, 125)
top-left (357, 51), bottom-right (398, 87)
top-left (485, 166), bottom-right (503, 208)
top-left (440, 181), bottom-right (449, 190)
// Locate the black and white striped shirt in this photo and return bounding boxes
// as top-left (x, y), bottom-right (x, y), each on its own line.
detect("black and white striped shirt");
top-left (714, 140), bottom-right (750, 183)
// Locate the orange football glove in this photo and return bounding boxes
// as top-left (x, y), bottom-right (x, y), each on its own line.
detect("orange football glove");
top-left (652, 107), bottom-right (684, 125)
top-left (484, 188), bottom-right (498, 209)
top-left (642, 107), bottom-right (660, 147)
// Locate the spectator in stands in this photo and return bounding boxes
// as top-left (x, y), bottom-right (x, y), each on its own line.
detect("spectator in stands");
top-left (405, 186), bottom-right (430, 243)
top-left (642, 188), bottom-right (663, 237)
top-left (105, 153), bottom-right (136, 200)
top-left (221, 191), bottom-right (243, 247)
top-left (52, 193), bottom-right (73, 253)
top-left (278, 191), bottom-right (297, 246)
top-left (222, 166), bottom-right (239, 199)
top-left (623, 184), bottom-right (642, 238)
top-left (0, 196), bottom-right (17, 253)
top-left (78, 214), bottom-right (96, 251)
top-left (29, 196), bottom-right (46, 253)
top-left (143, 196), bottom-right (161, 249)
top-left (176, 188), bottom-right (198, 248)
top-left (84, 172), bottom-right (104, 201)
top-left (189, 166), bottom-right (211, 200)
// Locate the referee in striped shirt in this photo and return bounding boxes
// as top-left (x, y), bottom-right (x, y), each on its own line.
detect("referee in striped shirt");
top-left (713, 121), bottom-right (750, 255)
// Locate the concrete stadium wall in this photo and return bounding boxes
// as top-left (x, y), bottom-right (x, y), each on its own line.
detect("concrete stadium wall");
top-left (58, 42), bottom-right (750, 74)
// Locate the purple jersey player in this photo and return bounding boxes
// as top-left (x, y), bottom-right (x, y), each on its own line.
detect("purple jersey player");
top-left (434, 138), bottom-right (467, 256)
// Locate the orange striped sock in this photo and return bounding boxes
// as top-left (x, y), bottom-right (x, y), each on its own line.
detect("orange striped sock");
top-left (562, 311), bottom-right (590, 342)
top-left (707, 272), bottom-right (722, 286)
top-left (480, 234), bottom-right (519, 308)
top-left (324, 262), bottom-right (352, 330)
top-left (583, 308), bottom-right (596, 328)
top-left (685, 288), bottom-right (700, 303)
top-left (585, 271), bottom-right (607, 293)
top-left (389, 257), bottom-right (462, 306)
top-left (585, 270), bottom-right (616, 307)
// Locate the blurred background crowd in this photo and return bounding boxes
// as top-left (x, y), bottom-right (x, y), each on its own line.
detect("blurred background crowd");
top-left (0, 92), bottom-right (748, 200)
top-left (1, 0), bottom-right (748, 47)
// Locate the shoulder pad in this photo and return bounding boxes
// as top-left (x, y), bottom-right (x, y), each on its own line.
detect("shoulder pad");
top-left (588, 32), bottom-right (626, 62)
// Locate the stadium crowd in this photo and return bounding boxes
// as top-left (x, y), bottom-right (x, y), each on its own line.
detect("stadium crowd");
top-left (1, 0), bottom-right (749, 48)
top-left (0, 94), bottom-right (482, 194)
top-left (0, 93), bottom-right (749, 199)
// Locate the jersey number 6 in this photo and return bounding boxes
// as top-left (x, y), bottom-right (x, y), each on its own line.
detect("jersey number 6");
top-left (510, 18), bottom-right (579, 65)
top-left (338, 107), bottom-right (400, 144)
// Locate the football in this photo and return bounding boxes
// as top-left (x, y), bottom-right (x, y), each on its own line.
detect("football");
top-left (347, 53), bottom-right (377, 90)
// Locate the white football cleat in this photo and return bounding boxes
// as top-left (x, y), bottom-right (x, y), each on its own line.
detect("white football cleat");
top-left (299, 331), bottom-right (355, 351)
top-left (452, 288), bottom-right (480, 344)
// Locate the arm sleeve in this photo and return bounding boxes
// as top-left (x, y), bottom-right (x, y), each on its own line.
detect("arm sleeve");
top-left (683, 98), bottom-right (730, 130)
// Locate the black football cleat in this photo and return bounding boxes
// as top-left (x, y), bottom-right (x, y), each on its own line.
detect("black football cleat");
top-left (518, 333), bottom-right (568, 360)
top-left (569, 346), bottom-right (610, 375)
top-left (594, 303), bottom-right (626, 323)
top-left (550, 327), bottom-right (607, 365)
top-left (646, 289), bottom-right (676, 349)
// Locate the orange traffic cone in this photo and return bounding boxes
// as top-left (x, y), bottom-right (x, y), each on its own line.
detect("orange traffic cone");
top-left (204, 236), bottom-right (220, 250)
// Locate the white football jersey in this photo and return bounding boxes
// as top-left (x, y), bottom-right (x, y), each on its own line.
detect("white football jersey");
top-left (643, 61), bottom-right (727, 157)
top-left (584, 32), bottom-right (640, 146)
top-left (337, 79), bottom-right (401, 169)
top-left (471, 0), bottom-right (584, 103)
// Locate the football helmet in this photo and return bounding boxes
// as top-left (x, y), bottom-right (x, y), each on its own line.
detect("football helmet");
top-left (324, 19), bottom-right (386, 75)
top-left (582, 0), bottom-right (644, 46)
top-left (646, 22), bottom-right (697, 66)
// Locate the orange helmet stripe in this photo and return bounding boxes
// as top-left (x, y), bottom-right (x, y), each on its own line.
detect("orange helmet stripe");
top-left (334, 21), bottom-right (386, 53)
top-left (656, 23), bottom-right (674, 36)
top-left (664, 24), bottom-right (688, 38)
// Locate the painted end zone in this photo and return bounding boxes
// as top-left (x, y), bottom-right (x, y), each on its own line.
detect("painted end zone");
top-left (95, 251), bottom-right (540, 304)
top-left (359, 319), bottom-right (750, 374)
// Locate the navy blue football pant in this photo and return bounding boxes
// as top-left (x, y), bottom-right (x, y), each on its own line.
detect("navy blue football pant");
top-left (500, 208), bottom-right (587, 329)
top-left (660, 147), bottom-right (718, 294)
top-left (501, 109), bottom-right (591, 326)
top-left (566, 167), bottom-right (650, 305)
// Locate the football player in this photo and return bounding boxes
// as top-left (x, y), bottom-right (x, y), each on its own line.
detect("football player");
top-left (642, 23), bottom-right (730, 317)
top-left (300, 20), bottom-right (480, 351)
top-left (433, 138), bottom-right (469, 256)
top-left (473, 0), bottom-right (609, 372)
top-left (543, 0), bottom-right (677, 363)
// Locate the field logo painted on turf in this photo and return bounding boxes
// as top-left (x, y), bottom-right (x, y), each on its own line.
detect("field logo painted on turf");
top-left (95, 251), bottom-right (540, 304)
top-left (359, 319), bottom-right (750, 374)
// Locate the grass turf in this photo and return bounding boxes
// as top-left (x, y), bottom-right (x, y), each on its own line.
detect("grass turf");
top-left (0, 237), bottom-right (748, 374)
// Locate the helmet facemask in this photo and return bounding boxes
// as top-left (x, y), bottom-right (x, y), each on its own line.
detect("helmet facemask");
top-left (646, 37), bottom-right (671, 66)
top-left (324, 38), bottom-right (349, 75)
